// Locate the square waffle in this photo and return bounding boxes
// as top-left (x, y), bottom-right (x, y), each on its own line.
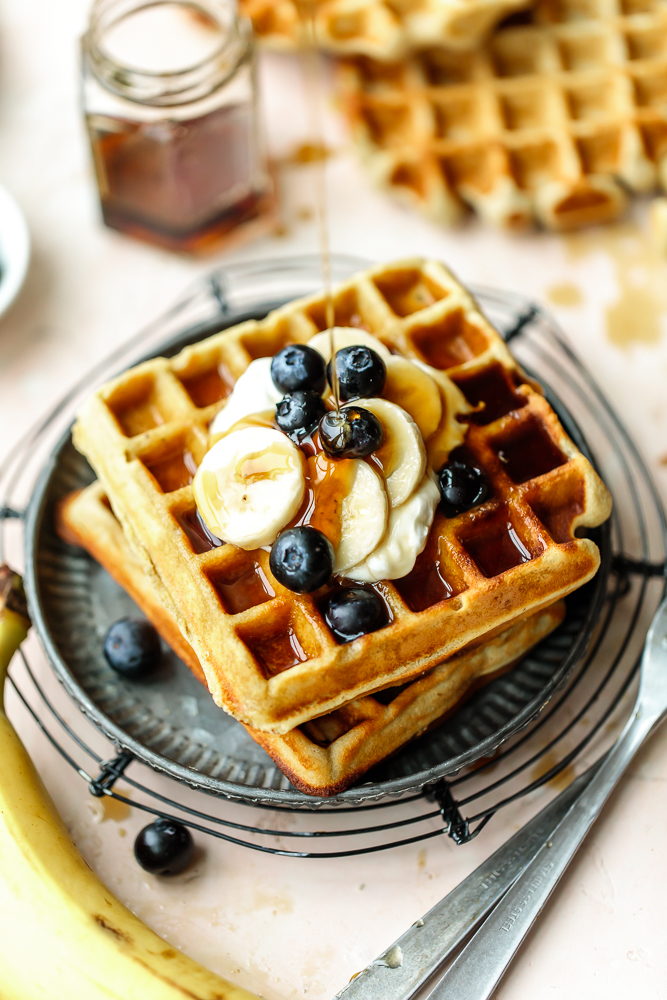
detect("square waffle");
top-left (56, 482), bottom-right (565, 796)
top-left (337, 0), bottom-right (667, 230)
top-left (72, 258), bottom-right (611, 734)
top-left (239, 0), bottom-right (531, 59)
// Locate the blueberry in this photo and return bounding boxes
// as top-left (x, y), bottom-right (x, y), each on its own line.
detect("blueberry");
top-left (103, 618), bottom-right (161, 678)
top-left (275, 390), bottom-right (326, 441)
top-left (319, 406), bottom-right (383, 459)
top-left (322, 587), bottom-right (389, 643)
top-left (271, 344), bottom-right (326, 395)
top-left (438, 460), bottom-right (489, 517)
top-left (134, 817), bottom-right (195, 876)
top-left (270, 526), bottom-right (335, 593)
top-left (328, 346), bottom-right (386, 401)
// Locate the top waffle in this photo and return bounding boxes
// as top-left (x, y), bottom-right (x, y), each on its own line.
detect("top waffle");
top-left (337, 0), bottom-right (667, 230)
top-left (239, 0), bottom-right (532, 58)
top-left (73, 259), bottom-right (611, 733)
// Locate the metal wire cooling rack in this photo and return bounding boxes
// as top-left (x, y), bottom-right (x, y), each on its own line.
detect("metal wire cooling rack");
top-left (1, 255), bottom-right (666, 859)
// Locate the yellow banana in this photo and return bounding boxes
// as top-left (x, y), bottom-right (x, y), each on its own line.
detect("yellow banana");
top-left (0, 565), bottom-right (259, 1000)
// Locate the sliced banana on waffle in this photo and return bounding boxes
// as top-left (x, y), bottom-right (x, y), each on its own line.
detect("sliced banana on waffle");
top-left (194, 427), bottom-right (305, 549)
top-left (355, 397), bottom-right (426, 508)
top-left (347, 472), bottom-right (440, 584)
top-left (413, 359), bottom-right (471, 468)
top-left (309, 328), bottom-right (467, 466)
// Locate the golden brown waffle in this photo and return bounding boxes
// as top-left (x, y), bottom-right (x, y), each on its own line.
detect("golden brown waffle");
top-left (56, 483), bottom-right (565, 796)
top-left (73, 258), bottom-right (611, 734)
top-left (240, 0), bottom-right (531, 58)
top-left (337, 0), bottom-right (667, 230)
top-left (55, 485), bottom-right (204, 684)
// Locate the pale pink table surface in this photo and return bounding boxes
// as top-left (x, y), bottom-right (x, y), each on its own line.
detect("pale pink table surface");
top-left (1, 2), bottom-right (667, 997)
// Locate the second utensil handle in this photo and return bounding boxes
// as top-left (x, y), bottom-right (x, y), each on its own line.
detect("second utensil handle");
top-left (428, 706), bottom-right (660, 1000)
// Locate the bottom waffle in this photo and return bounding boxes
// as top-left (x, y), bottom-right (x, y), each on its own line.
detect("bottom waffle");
top-left (57, 484), bottom-right (565, 796)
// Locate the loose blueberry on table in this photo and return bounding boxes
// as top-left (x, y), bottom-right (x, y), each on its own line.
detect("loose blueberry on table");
top-left (275, 390), bottom-right (326, 441)
top-left (271, 344), bottom-right (326, 395)
top-left (134, 817), bottom-right (195, 876)
top-left (319, 406), bottom-right (383, 459)
top-left (438, 460), bottom-right (490, 517)
top-left (270, 526), bottom-right (335, 593)
top-left (322, 587), bottom-right (389, 643)
top-left (328, 345), bottom-right (386, 401)
top-left (103, 618), bottom-right (161, 678)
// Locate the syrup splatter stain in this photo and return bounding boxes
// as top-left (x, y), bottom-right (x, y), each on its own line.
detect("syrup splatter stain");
top-left (565, 221), bottom-right (667, 348)
top-left (547, 283), bottom-right (584, 307)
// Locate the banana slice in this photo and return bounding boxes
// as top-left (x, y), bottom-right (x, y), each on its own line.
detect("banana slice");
top-left (308, 456), bottom-right (387, 575)
top-left (413, 359), bottom-right (471, 469)
top-left (383, 356), bottom-right (443, 442)
top-left (209, 357), bottom-right (283, 438)
top-left (347, 473), bottom-right (440, 584)
top-left (193, 427), bottom-right (305, 549)
top-left (336, 460), bottom-right (388, 574)
top-left (308, 326), bottom-right (392, 363)
top-left (355, 397), bottom-right (426, 508)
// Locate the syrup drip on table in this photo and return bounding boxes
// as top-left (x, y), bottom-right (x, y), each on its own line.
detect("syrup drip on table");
top-left (177, 508), bottom-right (223, 553)
top-left (213, 562), bottom-right (275, 615)
top-left (234, 444), bottom-right (298, 484)
top-left (147, 448), bottom-right (198, 493)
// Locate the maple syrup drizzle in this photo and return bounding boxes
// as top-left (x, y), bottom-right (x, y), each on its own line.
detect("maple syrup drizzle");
top-left (291, 453), bottom-right (356, 550)
top-left (296, 0), bottom-right (339, 413)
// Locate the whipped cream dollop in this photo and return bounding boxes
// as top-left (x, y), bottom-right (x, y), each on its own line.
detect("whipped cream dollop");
top-left (193, 426), bottom-right (304, 550)
top-left (347, 472), bottom-right (440, 584)
top-left (209, 357), bottom-right (283, 437)
top-left (308, 327), bottom-right (392, 363)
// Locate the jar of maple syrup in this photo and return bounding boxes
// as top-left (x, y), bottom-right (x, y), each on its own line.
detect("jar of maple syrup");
top-left (81, 0), bottom-right (275, 253)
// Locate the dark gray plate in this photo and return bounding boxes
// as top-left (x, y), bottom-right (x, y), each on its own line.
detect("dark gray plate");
top-left (24, 305), bottom-right (610, 807)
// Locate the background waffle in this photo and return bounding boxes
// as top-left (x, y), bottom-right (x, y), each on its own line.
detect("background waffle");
top-left (337, 0), bottom-right (667, 230)
top-left (72, 258), bottom-right (611, 734)
top-left (56, 483), bottom-right (565, 796)
top-left (239, 0), bottom-right (531, 59)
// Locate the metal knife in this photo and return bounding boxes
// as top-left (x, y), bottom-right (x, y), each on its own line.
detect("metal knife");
top-left (334, 764), bottom-right (597, 1000)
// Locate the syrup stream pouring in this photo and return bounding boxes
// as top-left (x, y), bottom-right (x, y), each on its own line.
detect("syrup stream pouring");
top-left (296, 0), bottom-right (340, 412)
top-left (422, 593), bottom-right (667, 1000)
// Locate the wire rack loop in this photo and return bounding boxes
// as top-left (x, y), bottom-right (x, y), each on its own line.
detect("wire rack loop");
top-left (89, 751), bottom-right (136, 798)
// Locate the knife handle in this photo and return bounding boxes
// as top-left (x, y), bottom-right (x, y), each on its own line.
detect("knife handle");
top-left (335, 764), bottom-right (597, 1000)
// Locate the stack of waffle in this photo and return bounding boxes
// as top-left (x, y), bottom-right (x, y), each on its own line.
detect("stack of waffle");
top-left (62, 260), bottom-right (611, 794)
top-left (242, 0), bottom-right (667, 231)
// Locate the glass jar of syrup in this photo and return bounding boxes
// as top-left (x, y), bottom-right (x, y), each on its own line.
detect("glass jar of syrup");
top-left (81, 0), bottom-right (276, 253)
